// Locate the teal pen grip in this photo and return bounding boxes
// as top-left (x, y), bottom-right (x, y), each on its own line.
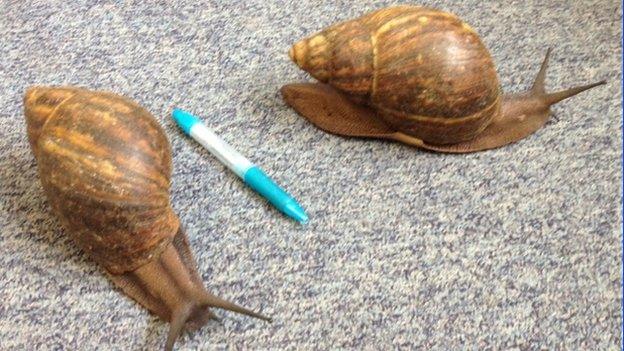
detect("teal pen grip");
top-left (243, 166), bottom-right (308, 223)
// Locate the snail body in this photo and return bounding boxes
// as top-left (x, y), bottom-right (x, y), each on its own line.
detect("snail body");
top-left (24, 87), bottom-right (269, 351)
top-left (282, 6), bottom-right (605, 152)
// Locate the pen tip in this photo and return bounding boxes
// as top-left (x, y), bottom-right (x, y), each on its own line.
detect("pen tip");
top-left (295, 212), bottom-right (309, 225)
top-left (171, 108), bottom-right (199, 135)
top-left (282, 201), bottom-right (309, 224)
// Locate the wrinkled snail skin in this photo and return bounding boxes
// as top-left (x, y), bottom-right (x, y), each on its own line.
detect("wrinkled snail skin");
top-left (24, 87), bottom-right (270, 351)
top-left (281, 6), bottom-right (606, 153)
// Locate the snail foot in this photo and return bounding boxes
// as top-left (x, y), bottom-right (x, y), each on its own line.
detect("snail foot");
top-left (281, 83), bottom-right (396, 138)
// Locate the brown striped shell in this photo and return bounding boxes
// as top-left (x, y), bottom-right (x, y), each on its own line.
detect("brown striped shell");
top-left (289, 5), bottom-right (501, 145)
top-left (24, 86), bottom-right (179, 274)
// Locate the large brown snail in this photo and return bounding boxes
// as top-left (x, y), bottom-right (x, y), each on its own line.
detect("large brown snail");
top-left (24, 86), bottom-right (270, 351)
top-left (282, 6), bottom-right (605, 152)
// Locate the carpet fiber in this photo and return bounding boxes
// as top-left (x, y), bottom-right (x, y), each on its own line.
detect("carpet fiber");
top-left (0, 1), bottom-right (621, 349)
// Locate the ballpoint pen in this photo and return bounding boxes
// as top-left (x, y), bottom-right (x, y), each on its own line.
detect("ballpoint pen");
top-left (172, 108), bottom-right (309, 224)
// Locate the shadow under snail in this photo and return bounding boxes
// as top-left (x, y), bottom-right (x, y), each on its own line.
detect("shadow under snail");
top-left (24, 87), bottom-right (270, 351)
top-left (281, 5), bottom-right (606, 152)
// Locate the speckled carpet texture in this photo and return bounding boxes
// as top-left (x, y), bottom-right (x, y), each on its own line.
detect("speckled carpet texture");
top-left (0, 0), bottom-right (621, 349)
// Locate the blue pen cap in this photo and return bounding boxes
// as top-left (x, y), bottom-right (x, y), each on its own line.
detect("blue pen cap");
top-left (172, 108), bottom-right (200, 135)
top-left (244, 166), bottom-right (309, 224)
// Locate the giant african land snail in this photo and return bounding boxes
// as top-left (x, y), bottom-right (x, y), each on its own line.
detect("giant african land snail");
top-left (24, 87), bottom-right (270, 351)
top-left (282, 6), bottom-right (605, 152)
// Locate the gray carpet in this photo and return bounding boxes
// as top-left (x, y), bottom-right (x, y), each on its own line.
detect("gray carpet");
top-left (0, 0), bottom-right (621, 349)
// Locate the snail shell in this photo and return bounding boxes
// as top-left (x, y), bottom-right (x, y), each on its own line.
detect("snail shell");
top-left (282, 6), bottom-right (605, 152)
top-left (25, 86), bottom-right (178, 274)
top-left (24, 87), bottom-right (269, 350)
top-left (289, 6), bottom-right (499, 145)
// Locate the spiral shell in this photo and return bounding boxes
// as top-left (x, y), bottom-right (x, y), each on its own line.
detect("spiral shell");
top-left (289, 6), bottom-right (501, 144)
top-left (24, 87), bottom-right (178, 274)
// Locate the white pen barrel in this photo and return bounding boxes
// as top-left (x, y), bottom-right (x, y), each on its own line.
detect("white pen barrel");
top-left (189, 123), bottom-right (253, 178)
top-left (173, 108), bottom-right (308, 223)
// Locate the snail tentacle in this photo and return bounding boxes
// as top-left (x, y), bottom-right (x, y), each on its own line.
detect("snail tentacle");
top-left (165, 302), bottom-right (193, 351)
top-left (201, 292), bottom-right (272, 322)
top-left (541, 81), bottom-right (607, 106)
top-left (531, 48), bottom-right (552, 94)
top-left (530, 48), bottom-right (606, 105)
